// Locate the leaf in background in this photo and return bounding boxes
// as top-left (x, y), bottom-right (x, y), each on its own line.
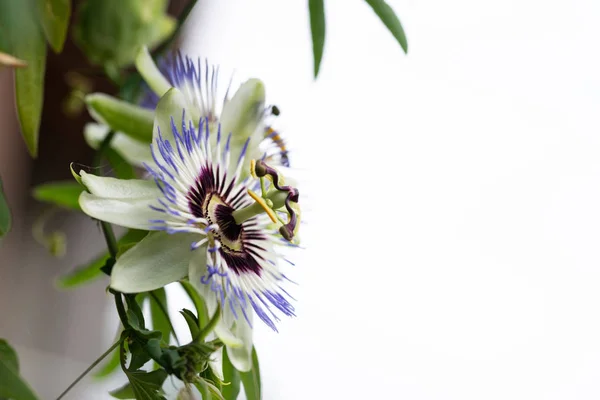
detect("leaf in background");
top-left (0, 178), bottom-right (11, 238)
top-left (239, 347), bottom-right (261, 400)
top-left (86, 93), bottom-right (154, 143)
top-left (222, 349), bottom-right (241, 400)
top-left (56, 229), bottom-right (148, 289)
top-left (149, 288), bottom-right (179, 346)
top-left (73, 0), bottom-right (174, 67)
top-left (32, 181), bottom-right (83, 210)
top-left (308, 0), bottom-right (326, 78)
top-left (105, 148), bottom-right (135, 180)
top-left (0, 52), bottom-right (27, 68)
top-left (56, 252), bottom-right (109, 288)
top-left (365, 0), bottom-right (408, 53)
top-left (0, 339), bottom-right (39, 400)
top-left (93, 335), bottom-right (122, 379)
top-left (180, 281), bottom-right (209, 328)
top-left (0, 0), bottom-right (47, 157)
top-left (37, 0), bottom-right (71, 53)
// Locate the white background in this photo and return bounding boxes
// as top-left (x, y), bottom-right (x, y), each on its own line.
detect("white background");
top-left (181, 0), bottom-right (600, 399)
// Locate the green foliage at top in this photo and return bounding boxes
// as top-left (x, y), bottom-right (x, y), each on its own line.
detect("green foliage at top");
top-left (73, 0), bottom-right (175, 68)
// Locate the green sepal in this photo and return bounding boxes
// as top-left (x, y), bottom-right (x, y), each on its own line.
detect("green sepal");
top-left (86, 93), bottom-right (154, 142)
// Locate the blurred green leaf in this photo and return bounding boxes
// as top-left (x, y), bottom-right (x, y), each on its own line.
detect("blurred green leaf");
top-left (308, 0), bottom-right (326, 78)
top-left (32, 181), bottom-right (83, 210)
top-left (73, 0), bottom-right (174, 68)
top-left (56, 229), bottom-right (148, 289)
top-left (93, 333), bottom-right (122, 379)
top-left (222, 349), bottom-right (241, 400)
top-left (149, 288), bottom-right (179, 346)
top-left (180, 281), bottom-right (209, 329)
top-left (56, 253), bottom-right (108, 288)
top-left (37, 0), bottom-right (71, 53)
top-left (0, 178), bottom-right (11, 238)
top-left (365, 0), bottom-right (408, 53)
top-left (0, 0), bottom-right (47, 157)
top-left (105, 148), bottom-right (135, 180)
top-left (111, 369), bottom-right (168, 400)
top-left (0, 339), bottom-right (39, 400)
top-left (239, 347), bottom-right (261, 400)
top-left (86, 93), bottom-right (154, 143)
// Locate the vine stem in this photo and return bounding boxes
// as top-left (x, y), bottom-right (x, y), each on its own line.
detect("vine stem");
top-left (55, 339), bottom-right (123, 400)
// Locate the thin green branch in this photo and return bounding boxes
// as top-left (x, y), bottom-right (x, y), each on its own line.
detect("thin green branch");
top-left (55, 339), bottom-right (123, 400)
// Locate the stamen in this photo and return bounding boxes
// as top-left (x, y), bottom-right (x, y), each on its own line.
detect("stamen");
top-left (247, 189), bottom-right (278, 223)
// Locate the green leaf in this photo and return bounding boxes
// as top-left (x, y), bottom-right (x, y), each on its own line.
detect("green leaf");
top-left (180, 281), bottom-right (209, 329)
top-left (222, 349), bottom-right (241, 400)
top-left (0, 178), bottom-right (11, 238)
top-left (56, 229), bottom-right (148, 289)
top-left (239, 347), bottom-right (261, 400)
top-left (308, 0), bottom-right (326, 78)
top-left (365, 0), bottom-right (408, 53)
top-left (105, 148), bottom-right (135, 180)
top-left (73, 0), bottom-right (174, 67)
top-left (56, 252), bottom-right (109, 288)
top-left (149, 288), bottom-right (178, 345)
top-left (86, 93), bottom-right (154, 143)
top-left (37, 0), bottom-right (71, 53)
top-left (179, 309), bottom-right (200, 341)
top-left (0, 339), bottom-right (39, 400)
top-left (110, 382), bottom-right (135, 399)
top-left (0, 0), bottom-right (47, 157)
top-left (112, 369), bottom-right (168, 400)
top-left (32, 181), bottom-right (83, 210)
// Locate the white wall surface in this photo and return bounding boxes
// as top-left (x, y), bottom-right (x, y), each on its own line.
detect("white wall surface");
top-left (182, 0), bottom-right (600, 399)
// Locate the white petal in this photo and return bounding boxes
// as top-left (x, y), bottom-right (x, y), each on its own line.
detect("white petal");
top-left (225, 312), bottom-right (254, 372)
top-left (220, 79), bottom-right (266, 177)
top-left (79, 192), bottom-right (161, 230)
top-left (220, 79), bottom-right (266, 146)
top-left (80, 171), bottom-right (159, 199)
top-left (84, 123), bottom-right (153, 167)
top-left (188, 252), bottom-right (243, 348)
top-left (111, 231), bottom-right (195, 293)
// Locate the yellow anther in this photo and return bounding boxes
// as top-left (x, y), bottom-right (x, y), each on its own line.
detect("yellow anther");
top-left (247, 189), bottom-right (278, 223)
top-left (250, 159), bottom-right (257, 179)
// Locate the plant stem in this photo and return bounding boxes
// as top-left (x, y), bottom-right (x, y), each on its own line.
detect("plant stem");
top-left (101, 221), bottom-right (119, 258)
top-left (93, 130), bottom-right (116, 168)
top-left (55, 339), bottom-right (122, 400)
